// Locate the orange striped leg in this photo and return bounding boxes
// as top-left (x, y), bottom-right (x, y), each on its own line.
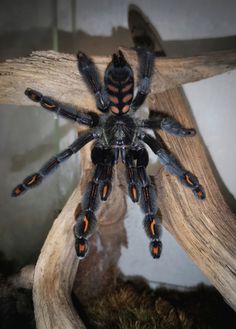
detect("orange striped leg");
top-left (25, 88), bottom-right (98, 126)
top-left (74, 163), bottom-right (108, 258)
top-left (136, 148), bottom-right (162, 259)
top-left (12, 132), bottom-right (95, 197)
top-left (124, 150), bottom-right (139, 203)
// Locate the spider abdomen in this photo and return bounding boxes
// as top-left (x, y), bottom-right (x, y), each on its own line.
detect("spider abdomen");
top-left (104, 51), bottom-right (134, 115)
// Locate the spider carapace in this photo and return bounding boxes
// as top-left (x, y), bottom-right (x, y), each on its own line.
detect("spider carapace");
top-left (12, 49), bottom-right (206, 259)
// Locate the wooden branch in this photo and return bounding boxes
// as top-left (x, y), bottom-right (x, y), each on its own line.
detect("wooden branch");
top-left (33, 184), bottom-right (85, 329)
top-left (3, 48), bottom-right (236, 326)
top-left (0, 48), bottom-right (236, 107)
top-left (32, 145), bottom-right (91, 329)
top-left (150, 89), bottom-right (236, 311)
top-left (32, 143), bottom-right (127, 328)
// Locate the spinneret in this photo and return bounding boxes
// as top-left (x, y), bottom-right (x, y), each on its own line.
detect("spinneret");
top-left (12, 49), bottom-right (205, 260)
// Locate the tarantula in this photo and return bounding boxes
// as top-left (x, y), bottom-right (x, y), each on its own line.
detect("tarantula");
top-left (12, 49), bottom-right (205, 259)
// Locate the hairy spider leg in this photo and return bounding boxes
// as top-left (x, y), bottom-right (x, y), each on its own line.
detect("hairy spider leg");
top-left (91, 146), bottom-right (115, 201)
top-left (74, 147), bottom-right (115, 258)
top-left (141, 112), bottom-right (196, 137)
top-left (142, 133), bottom-right (206, 200)
top-left (77, 52), bottom-right (110, 112)
top-left (130, 48), bottom-right (155, 111)
top-left (25, 88), bottom-right (99, 127)
top-left (12, 132), bottom-right (96, 197)
top-left (136, 148), bottom-right (162, 259)
top-left (124, 150), bottom-right (139, 202)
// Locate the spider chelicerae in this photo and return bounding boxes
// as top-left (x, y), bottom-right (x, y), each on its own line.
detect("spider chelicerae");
top-left (12, 49), bottom-right (206, 259)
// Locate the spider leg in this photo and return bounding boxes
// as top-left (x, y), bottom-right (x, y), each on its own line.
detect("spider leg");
top-left (25, 88), bottom-right (99, 127)
top-left (140, 112), bottom-right (196, 137)
top-left (74, 147), bottom-right (115, 258)
top-left (12, 131), bottom-right (96, 197)
top-left (77, 52), bottom-right (110, 112)
top-left (141, 132), bottom-right (206, 200)
top-left (135, 148), bottom-right (162, 259)
top-left (130, 49), bottom-right (155, 111)
top-left (91, 146), bottom-right (115, 201)
top-left (124, 149), bottom-right (139, 202)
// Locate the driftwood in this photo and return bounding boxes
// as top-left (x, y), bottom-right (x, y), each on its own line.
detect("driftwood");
top-left (34, 145), bottom-right (127, 328)
top-left (1, 48), bottom-right (236, 109)
top-left (1, 48), bottom-right (236, 328)
top-left (150, 89), bottom-right (236, 310)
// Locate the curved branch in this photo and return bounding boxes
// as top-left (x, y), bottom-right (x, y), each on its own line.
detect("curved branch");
top-left (32, 145), bottom-right (127, 328)
top-left (0, 48), bottom-right (236, 107)
top-left (33, 179), bottom-right (86, 329)
top-left (149, 89), bottom-right (236, 311)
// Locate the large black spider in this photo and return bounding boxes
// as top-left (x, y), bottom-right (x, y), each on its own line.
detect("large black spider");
top-left (12, 49), bottom-right (205, 259)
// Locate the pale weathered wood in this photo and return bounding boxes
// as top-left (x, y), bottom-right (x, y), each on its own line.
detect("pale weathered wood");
top-left (131, 15), bottom-right (236, 310)
top-left (149, 89), bottom-right (236, 311)
top-left (33, 169), bottom-right (86, 329)
top-left (32, 141), bottom-right (127, 328)
top-left (1, 48), bottom-right (236, 108)
top-left (2, 47), bottom-right (236, 327)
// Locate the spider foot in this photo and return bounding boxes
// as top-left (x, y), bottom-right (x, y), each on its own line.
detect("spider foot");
top-left (12, 184), bottom-right (26, 197)
top-left (75, 237), bottom-right (89, 259)
top-left (12, 172), bottom-right (43, 197)
top-left (161, 118), bottom-right (196, 137)
top-left (143, 213), bottom-right (162, 259)
top-left (150, 239), bottom-right (162, 259)
top-left (74, 210), bottom-right (97, 238)
top-left (181, 172), bottom-right (206, 200)
top-left (25, 88), bottom-right (42, 102)
top-left (193, 185), bottom-right (206, 200)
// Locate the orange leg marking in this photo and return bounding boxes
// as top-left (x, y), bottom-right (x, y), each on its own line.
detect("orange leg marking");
top-left (42, 102), bottom-right (57, 110)
top-left (79, 243), bottom-right (85, 252)
top-left (197, 190), bottom-right (203, 198)
top-left (102, 184), bottom-right (108, 198)
top-left (150, 219), bottom-right (156, 236)
top-left (83, 215), bottom-right (89, 233)
top-left (185, 174), bottom-right (194, 186)
top-left (131, 186), bottom-right (137, 200)
top-left (152, 246), bottom-right (159, 255)
top-left (26, 175), bottom-right (37, 186)
top-left (15, 187), bottom-right (22, 195)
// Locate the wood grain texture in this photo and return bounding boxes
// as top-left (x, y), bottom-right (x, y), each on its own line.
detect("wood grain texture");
top-left (2, 48), bottom-right (236, 327)
top-left (32, 142), bottom-right (127, 328)
top-left (1, 48), bottom-right (236, 108)
top-left (149, 89), bottom-right (236, 310)
top-left (32, 146), bottom-right (89, 329)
